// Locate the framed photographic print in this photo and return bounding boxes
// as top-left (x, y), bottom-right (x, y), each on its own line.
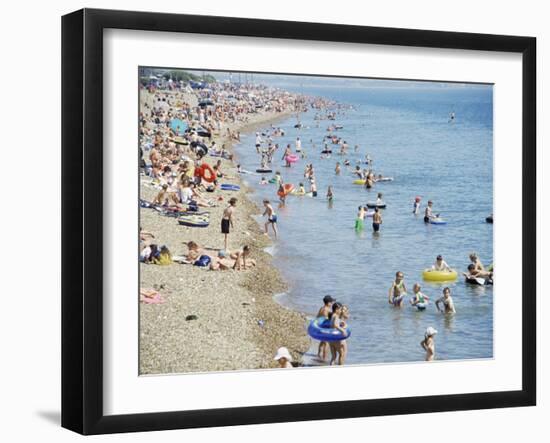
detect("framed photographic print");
top-left (62, 8), bottom-right (536, 435)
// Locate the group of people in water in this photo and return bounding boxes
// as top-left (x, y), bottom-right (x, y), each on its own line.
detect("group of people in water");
top-left (249, 100), bottom-right (495, 365)
top-left (315, 295), bottom-right (350, 365)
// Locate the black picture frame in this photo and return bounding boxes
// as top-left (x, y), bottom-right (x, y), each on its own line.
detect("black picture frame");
top-left (62, 8), bottom-right (537, 435)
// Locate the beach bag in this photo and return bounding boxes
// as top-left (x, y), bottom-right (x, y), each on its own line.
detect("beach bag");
top-left (194, 255), bottom-right (211, 267)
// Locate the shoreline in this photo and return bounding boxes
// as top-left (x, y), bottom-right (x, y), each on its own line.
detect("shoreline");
top-left (139, 102), bottom-right (311, 374)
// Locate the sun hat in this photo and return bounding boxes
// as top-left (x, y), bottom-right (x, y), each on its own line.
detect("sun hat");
top-left (425, 327), bottom-right (438, 337)
top-left (273, 347), bottom-right (292, 362)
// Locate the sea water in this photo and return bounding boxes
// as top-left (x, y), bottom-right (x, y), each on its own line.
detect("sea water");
top-left (234, 81), bottom-right (493, 364)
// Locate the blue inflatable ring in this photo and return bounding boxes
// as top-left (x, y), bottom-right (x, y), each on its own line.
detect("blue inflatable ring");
top-left (307, 317), bottom-right (351, 342)
top-left (220, 183), bottom-right (240, 191)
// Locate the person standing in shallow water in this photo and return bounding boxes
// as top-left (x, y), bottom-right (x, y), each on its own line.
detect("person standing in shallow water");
top-left (372, 207), bottom-right (382, 233)
top-left (420, 327), bottom-right (438, 361)
top-left (388, 271), bottom-right (407, 307)
top-left (329, 302), bottom-right (347, 365)
top-left (316, 295), bottom-right (335, 361)
top-left (436, 287), bottom-right (456, 314)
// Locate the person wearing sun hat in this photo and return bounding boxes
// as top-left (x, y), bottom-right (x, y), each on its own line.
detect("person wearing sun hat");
top-left (274, 347), bottom-right (293, 368)
top-left (420, 327), bottom-right (438, 361)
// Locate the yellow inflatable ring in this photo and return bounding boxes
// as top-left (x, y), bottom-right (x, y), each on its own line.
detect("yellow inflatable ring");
top-left (353, 179), bottom-right (366, 185)
top-left (422, 269), bottom-right (458, 282)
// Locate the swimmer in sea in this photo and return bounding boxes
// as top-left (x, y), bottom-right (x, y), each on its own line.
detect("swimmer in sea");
top-left (432, 255), bottom-right (452, 272)
top-left (413, 196), bottom-right (421, 215)
top-left (420, 327), bottom-right (438, 361)
top-left (335, 162), bottom-right (341, 175)
top-left (376, 192), bottom-right (383, 206)
top-left (424, 200), bottom-right (438, 223)
top-left (295, 182), bottom-right (306, 195)
top-left (259, 176), bottom-right (268, 185)
top-left (469, 253), bottom-right (492, 278)
top-left (388, 271), bottom-right (407, 307)
top-left (463, 264), bottom-right (493, 282)
top-left (435, 287), bottom-right (456, 314)
top-left (410, 283), bottom-right (429, 310)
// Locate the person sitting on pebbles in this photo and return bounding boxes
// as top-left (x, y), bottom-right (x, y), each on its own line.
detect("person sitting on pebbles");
top-left (274, 347), bottom-right (293, 368)
top-left (231, 245), bottom-right (256, 270)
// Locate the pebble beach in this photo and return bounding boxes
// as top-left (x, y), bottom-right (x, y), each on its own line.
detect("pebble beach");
top-left (139, 89), bottom-right (310, 374)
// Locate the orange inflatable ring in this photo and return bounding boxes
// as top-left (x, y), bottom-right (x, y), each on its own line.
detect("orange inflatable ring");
top-left (277, 183), bottom-right (295, 197)
top-left (200, 163), bottom-right (216, 183)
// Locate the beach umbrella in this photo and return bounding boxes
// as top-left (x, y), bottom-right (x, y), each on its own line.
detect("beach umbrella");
top-left (170, 118), bottom-right (188, 135)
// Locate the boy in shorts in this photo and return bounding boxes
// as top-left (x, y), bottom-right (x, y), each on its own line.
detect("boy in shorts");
top-left (221, 197), bottom-right (237, 251)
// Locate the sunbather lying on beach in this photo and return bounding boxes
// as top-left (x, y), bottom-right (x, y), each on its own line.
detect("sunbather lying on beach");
top-left (153, 184), bottom-right (179, 206)
top-left (139, 227), bottom-right (155, 243)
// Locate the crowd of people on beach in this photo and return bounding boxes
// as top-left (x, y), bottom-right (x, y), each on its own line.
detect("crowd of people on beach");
top-left (139, 73), bottom-right (494, 369)
top-left (138, 78), bottom-right (303, 276)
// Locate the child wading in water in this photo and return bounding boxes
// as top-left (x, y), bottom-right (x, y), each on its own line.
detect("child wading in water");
top-left (421, 327), bottom-right (438, 361)
top-left (326, 186), bottom-right (334, 202)
top-left (221, 197), bottom-right (237, 251)
top-left (355, 206), bottom-right (365, 232)
top-left (388, 271), bottom-right (407, 307)
top-left (262, 199), bottom-right (278, 238)
top-left (435, 287), bottom-right (456, 314)
top-left (316, 295), bottom-right (335, 361)
top-left (410, 283), bottom-right (429, 310)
